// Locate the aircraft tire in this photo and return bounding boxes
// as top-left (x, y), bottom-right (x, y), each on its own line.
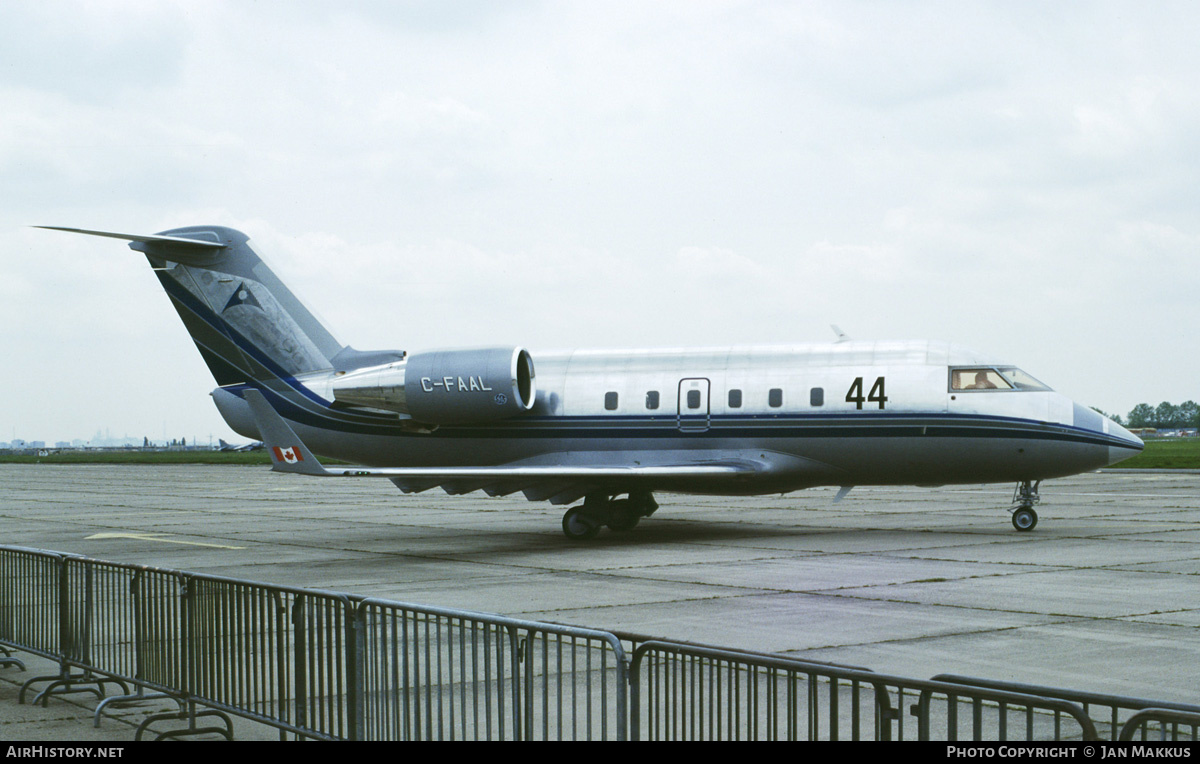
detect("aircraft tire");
top-left (563, 507), bottom-right (601, 540)
top-left (606, 499), bottom-right (640, 532)
top-left (1011, 507), bottom-right (1038, 532)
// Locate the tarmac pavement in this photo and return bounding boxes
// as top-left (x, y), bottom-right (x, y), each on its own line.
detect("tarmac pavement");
top-left (1, 464), bottom-right (1198, 741)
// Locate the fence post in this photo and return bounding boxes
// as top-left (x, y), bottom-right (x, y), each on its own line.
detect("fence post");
top-left (293, 594), bottom-right (307, 735)
top-left (57, 556), bottom-right (72, 661)
top-left (876, 684), bottom-right (897, 740)
top-left (507, 626), bottom-right (524, 741)
top-left (180, 576), bottom-right (194, 705)
top-left (347, 603), bottom-right (364, 741)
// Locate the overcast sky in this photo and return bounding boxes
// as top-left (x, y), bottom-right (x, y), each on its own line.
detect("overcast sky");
top-left (2, 1), bottom-right (1197, 444)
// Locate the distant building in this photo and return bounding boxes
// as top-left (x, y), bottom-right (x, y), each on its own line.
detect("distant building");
top-left (1158, 428), bottom-right (1199, 438)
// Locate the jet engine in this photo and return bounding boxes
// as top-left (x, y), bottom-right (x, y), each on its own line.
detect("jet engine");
top-left (331, 347), bottom-right (536, 424)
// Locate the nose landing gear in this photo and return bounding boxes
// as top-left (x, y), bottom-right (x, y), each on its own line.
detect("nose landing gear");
top-left (561, 492), bottom-right (659, 540)
top-left (1009, 480), bottom-right (1041, 531)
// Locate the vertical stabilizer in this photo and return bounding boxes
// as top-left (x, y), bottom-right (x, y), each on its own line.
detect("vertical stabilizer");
top-left (137, 226), bottom-right (343, 385)
top-left (41, 225), bottom-right (344, 387)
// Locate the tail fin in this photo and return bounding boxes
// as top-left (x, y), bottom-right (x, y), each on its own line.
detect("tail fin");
top-left (39, 225), bottom-right (344, 386)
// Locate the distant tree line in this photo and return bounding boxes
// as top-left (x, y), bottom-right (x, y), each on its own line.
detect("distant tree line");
top-left (1095, 401), bottom-right (1200, 429)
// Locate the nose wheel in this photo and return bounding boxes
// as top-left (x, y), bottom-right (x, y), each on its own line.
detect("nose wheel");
top-left (1011, 506), bottom-right (1038, 531)
top-left (1009, 480), bottom-right (1041, 532)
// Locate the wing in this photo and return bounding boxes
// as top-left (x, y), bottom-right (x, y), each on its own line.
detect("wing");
top-left (243, 390), bottom-right (762, 505)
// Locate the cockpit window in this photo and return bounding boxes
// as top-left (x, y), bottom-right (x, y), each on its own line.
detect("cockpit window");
top-left (950, 367), bottom-right (1053, 392)
top-left (950, 368), bottom-right (1013, 391)
top-left (996, 367), bottom-right (1052, 391)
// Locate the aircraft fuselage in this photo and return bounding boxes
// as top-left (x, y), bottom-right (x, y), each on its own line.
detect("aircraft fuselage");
top-left (214, 339), bottom-right (1142, 502)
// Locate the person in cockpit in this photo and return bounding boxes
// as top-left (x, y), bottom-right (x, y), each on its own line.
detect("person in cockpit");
top-left (965, 371), bottom-right (997, 390)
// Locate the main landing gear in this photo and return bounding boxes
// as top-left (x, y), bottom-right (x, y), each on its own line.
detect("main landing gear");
top-left (1009, 480), bottom-right (1041, 531)
top-left (561, 492), bottom-right (659, 540)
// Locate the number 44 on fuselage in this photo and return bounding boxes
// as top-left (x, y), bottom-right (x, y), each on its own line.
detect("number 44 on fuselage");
top-left (40, 225), bottom-right (1144, 538)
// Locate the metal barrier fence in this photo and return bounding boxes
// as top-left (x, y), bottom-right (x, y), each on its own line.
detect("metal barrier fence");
top-left (355, 599), bottom-right (626, 740)
top-left (1, 544), bottom-right (1197, 741)
top-left (0, 545), bottom-right (625, 740)
top-left (629, 641), bottom-right (1102, 741)
top-left (0, 547), bottom-right (64, 663)
top-left (1118, 709), bottom-right (1200, 742)
top-left (933, 675), bottom-right (1200, 742)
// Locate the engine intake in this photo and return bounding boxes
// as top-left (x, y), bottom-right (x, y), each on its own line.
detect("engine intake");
top-left (331, 347), bottom-right (536, 424)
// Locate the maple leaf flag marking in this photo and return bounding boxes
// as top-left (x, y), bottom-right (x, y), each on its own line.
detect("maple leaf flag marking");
top-left (273, 446), bottom-right (303, 464)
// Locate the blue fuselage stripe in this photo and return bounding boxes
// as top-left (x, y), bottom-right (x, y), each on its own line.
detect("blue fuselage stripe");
top-left (224, 381), bottom-right (1132, 449)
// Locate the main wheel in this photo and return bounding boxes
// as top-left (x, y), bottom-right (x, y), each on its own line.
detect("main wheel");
top-left (606, 499), bottom-right (640, 532)
top-left (1012, 507), bottom-right (1038, 532)
top-left (562, 507), bottom-right (601, 540)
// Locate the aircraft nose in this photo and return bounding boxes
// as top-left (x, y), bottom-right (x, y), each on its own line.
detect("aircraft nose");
top-left (1106, 419), bottom-right (1145, 457)
top-left (1073, 403), bottom-right (1143, 465)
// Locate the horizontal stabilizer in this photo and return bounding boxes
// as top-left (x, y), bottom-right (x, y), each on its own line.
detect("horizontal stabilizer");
top-left (35, 226), bottom-right (226, 266)
top-left (36, 225), bottom-right (226, 248)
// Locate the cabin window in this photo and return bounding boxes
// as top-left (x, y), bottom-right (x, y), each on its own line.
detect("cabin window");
top-left (769, 388), bottom-right (783, 408)
top-left (810, 387), bottom-right (824, 407)
top-left (605, 392), bottom-right (619, 410)
top-left (950, 368), bottom-right (1012, 391)
top-left (645, 390), bottom-right (660, 410)
top-left (687, 389), bottom-right (702, 409)
top-left (728, 389), bottom-right (742, 408)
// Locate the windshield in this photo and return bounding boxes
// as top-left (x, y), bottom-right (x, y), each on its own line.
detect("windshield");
top-left (950, 367), bottom-right (1052, 392)
top-left (997, 367), bottom-right (1052, 391)
top-left (950, 368), bottom-right (1012, 391)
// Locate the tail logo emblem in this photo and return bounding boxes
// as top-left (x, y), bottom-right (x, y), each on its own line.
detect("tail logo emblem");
top-left (223, 282), bottom-right (264, 312)
top-left (272, 446), bottom-right (303, 464)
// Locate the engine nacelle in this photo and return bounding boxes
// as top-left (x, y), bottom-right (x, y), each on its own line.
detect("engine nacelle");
top-left (331, 347), bottom-right (536, 424)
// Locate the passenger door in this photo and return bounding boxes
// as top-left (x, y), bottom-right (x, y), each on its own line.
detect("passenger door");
top-left (677, 378), bottom-right (711, 432)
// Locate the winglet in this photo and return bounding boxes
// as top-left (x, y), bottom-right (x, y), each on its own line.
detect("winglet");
top-left (243, 390), bottom-right (332, 476)
top-left (831, 325), bottom-right (850, 343)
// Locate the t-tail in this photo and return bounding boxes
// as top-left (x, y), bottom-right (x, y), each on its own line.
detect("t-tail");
top-left (37, 226), bottom-right (403, 431)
